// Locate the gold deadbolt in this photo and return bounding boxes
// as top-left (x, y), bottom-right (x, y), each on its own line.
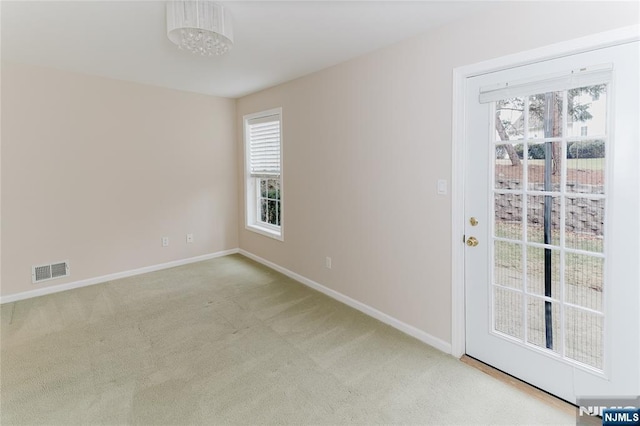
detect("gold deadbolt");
top-left (469, 217), bottom-right (478, 226)
top-left (466, 236), bottom-right (479, 247)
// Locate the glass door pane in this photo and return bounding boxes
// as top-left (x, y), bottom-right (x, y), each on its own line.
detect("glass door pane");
top-left (492, 84), bottom-right (607, 370)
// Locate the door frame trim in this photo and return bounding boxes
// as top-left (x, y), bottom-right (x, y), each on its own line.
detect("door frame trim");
top-left (450, 25), bottom-right (640, 358)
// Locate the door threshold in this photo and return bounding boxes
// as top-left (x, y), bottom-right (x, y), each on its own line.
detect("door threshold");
top-left (460, 355), bottom-right (580, 418)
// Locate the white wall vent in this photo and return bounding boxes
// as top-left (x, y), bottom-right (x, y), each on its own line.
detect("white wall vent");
top-left (32, 260), bottom-right (70, 284)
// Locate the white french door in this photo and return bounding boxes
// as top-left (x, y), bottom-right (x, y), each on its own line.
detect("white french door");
top-left (464, 42), bottom-right (639, 403)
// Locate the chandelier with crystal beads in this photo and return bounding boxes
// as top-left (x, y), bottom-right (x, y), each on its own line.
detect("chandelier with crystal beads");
top-left (166, 1), bottom-right (233, 56)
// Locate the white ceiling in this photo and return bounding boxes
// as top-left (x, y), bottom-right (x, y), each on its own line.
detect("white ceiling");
top-left (2, 1), bottom-right (495, 98)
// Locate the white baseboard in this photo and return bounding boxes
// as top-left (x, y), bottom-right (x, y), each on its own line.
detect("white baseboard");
top-left (0, 248), bottom-right (239, 304)
top-left (2, 247), bottom-right (453, 355)
top-left (238, 249), bottom-right (452, 355)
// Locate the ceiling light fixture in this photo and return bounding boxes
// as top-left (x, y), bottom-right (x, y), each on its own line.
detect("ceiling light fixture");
top-left (166, 1), bottom-right (233, 56)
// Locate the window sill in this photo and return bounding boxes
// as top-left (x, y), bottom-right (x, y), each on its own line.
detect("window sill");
top-left (245, 224), bottom-right (283, 241)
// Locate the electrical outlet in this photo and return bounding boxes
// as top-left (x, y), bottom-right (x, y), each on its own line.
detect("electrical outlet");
top-left (186, 233), bottom-right (194, 243)
top-left (162, 237), bottom-right (169, 247)
top-left (325, 257), bottom-right (332, 269)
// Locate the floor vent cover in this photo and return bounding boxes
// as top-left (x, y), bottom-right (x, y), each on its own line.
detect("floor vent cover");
top-left (32, 261), bottom-right (70, 284)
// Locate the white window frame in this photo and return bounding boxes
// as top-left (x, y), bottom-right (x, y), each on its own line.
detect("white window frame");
top-left (243, 108), bottom-right (284, 241)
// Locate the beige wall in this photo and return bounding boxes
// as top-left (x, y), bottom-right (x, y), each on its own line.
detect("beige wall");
top-left (1, 62), bottom-right (238, 297)
top-left (1, 1), bottom-right (637, 342)
top-left (236, 2), bottom-right (639, 344)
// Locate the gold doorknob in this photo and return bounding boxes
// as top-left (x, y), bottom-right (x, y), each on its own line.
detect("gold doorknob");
top-left (466, 236), bottom-right (479, 247)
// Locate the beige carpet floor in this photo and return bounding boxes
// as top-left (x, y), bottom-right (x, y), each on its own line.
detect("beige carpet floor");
top-left (1, 254), bottom-right (574, 425)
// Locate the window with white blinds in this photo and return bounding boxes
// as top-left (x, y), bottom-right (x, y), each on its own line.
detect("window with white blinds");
top-left (248, 115), bottom-right (281, 177)
top-left (244, 108), bottom-right (283, 240)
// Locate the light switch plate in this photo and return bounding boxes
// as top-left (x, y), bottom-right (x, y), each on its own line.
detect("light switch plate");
top-left (437, 179), bottom-right (448, 195)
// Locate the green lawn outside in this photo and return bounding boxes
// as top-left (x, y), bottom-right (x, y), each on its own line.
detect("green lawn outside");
top-left (494, 222), bottom-right (604, 296)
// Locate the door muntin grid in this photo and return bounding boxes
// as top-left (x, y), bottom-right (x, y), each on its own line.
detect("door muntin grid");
top-left (490, 84), bottom-right (608, 372)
